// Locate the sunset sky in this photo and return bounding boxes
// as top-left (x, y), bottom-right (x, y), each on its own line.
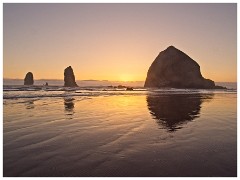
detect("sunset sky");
top-left (3, 3), bottom-right (237, 82)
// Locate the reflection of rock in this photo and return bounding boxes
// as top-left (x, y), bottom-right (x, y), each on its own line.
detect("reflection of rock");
top-left (144, 46), bottom-right (224, 89)
top-left (146, 93), bottom-right (213, 132)
top-left (64, 66), bottom-right (78, 87)
top-left (64, 98), bottom-right (75, 112)
top-left (25, 100), bottom-right (35, 109)
top-left (24, 72), bottom-right (34, 85)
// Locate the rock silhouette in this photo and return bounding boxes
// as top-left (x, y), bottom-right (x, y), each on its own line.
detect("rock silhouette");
top-left (146, 93), bottom-right (213, 132)
top-left (126, 87), bottom-right (134, 91)
top-left (24, 72), bottom-right (34, 85)
top-left (144, 46), bottom-right (223, 89)
top-left (64, 66), bottom-right (78, 87)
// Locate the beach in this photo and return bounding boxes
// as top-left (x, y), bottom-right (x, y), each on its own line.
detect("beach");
top-left (3, 86), bottom-right (237, 177)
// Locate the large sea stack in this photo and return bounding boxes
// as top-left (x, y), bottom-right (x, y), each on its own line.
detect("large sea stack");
top-left (64, 66), bottom-right (78, 87)
top-left (144, 46), bottom-right (222, 89)
top-left (24, 72), bottom-right (34, 85)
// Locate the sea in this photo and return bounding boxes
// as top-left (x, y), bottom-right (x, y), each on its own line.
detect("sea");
top-left (3, 80), bottom-right (237, 177)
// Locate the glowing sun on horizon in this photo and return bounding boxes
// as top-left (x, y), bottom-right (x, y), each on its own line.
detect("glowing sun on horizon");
top-left (119, 74), bottom-right (134, 82)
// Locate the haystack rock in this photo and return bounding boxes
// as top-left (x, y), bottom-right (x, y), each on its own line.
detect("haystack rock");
top-left (144, 46), bottom-right (223, 89)
top-left (64, 66), bottom-right (78, 87)
top-left (24, 72), bottom-right (34, 85)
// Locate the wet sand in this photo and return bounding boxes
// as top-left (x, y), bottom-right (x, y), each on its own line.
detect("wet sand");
top-left (3, 93), bottom-right (237, 176)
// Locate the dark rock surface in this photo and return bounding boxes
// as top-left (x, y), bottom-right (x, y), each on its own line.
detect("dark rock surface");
top-left (144, 46), bottom-right (221, 89)
top-left (126, 87), bottom-right (134, 91)
top-left (24, 72), bottom-right (34, 85)
top-left (64, 66), bottom-right (78, 87)
top-left (117, 85), bottom-right (126, 89)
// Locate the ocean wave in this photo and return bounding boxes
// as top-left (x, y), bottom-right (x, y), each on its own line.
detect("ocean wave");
top-left (3, 85), bottom-right (236, 100)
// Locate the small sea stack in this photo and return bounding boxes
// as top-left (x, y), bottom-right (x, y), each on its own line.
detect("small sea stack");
top-left (64, 66), bottom-right (78, 87)
top-left (24, 72), bottom-right (34, 85)
top-left (144, 46), bottom-right (225, 89)
top-left (126, 87), bottom-right (134, 91)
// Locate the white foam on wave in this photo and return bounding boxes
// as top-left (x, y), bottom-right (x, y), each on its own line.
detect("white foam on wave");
top-left (3, 85), bottom-right (236, 100)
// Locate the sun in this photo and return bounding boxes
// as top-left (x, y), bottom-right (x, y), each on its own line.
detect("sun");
top-left (119, 74), bottom-right (133, 82)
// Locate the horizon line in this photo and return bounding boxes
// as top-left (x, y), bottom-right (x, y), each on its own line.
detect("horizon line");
top-left (2, 78), bottom-right (237, 83)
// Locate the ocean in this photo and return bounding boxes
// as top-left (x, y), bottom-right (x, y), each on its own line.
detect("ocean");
top-left (3, 79), bottom-right (237, 89)
top-left (3, 81), bottom-right (237, 177)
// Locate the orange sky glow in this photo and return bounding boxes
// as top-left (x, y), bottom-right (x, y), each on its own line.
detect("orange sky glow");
top-left (3, 3), bottom-right (237, 82)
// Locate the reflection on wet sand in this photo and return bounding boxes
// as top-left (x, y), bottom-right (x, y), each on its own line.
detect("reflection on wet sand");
top-left (25, 100), bottom-right (35, 109)
top-left (64, 98), bottom-right (75, 115)
top-left (146, 93), bottom-right (214, 132)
